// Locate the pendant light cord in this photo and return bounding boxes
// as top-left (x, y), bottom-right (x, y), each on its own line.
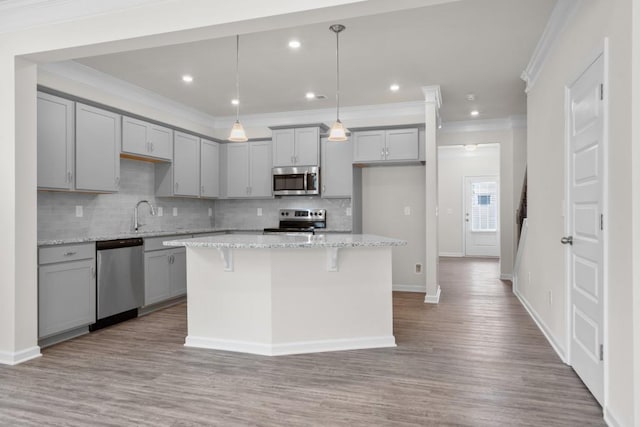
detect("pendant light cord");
top-left (235, 34), bottom-right (240, 122)
top-left (335, 29), bottom-right (340, 121)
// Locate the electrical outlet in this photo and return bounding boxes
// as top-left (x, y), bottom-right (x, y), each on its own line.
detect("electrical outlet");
top-left (257, 208), bottom-right (263, 216)
top-left (75, 205), bottom-right (83, 217)
top-left (548, 290), bottom-right (553, 306)
top-left (208, 207), bottom-right (212, 217)
top-left (447, 208), bottom-right (453, 214)
top-left (404, 206), bottom-right (411, 216)
top-left (172, 207), bottom-right (178, 217)
top-left (415, 263), bottom-right (423, 274)
top-left (346, 207), bottom-right (352, 216)
top-left (157, 207), bottom-right (163, 217)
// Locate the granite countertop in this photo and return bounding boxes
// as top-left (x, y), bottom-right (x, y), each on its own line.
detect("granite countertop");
top-left (37, 228), bottom-right (353, 246)
top-left (163, 234), bottom-right (406, 249)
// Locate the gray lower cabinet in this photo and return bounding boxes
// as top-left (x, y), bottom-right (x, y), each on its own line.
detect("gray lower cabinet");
top-left (38, 243), bottom-right (96, 339)
top-left (144, 236), bottom-right (188, 306)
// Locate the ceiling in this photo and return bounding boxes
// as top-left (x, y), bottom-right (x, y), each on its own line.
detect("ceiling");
top-left (74, 0), bottom-right (556, 123)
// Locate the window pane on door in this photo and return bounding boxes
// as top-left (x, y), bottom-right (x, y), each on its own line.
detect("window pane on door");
top-left (471, 181), bottom-right (497, 232)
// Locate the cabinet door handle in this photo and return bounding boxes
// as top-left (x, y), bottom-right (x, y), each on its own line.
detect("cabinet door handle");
top-left (90, 266), bottom-right (96, 278)
top-left (63, 251), bottom-right (77, 256)
top-left (67, 171), bottom-right (72, 183)
top-left (201, 185), bottom-right (205, 194)
top-left (322, 184), bottom-right (326, 193)
top-left (150, 142), bottom-right (154, 152)
top-left (115, 176), bottom-right (120, 188)
top-left (175, 182), bottom-right (179, 192)
top-left (386, 147), bottom-right (390, 157)
top-left (381, 148), bottom-right (385, 160)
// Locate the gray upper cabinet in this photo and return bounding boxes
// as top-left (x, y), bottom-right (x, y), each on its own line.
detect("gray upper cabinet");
top-left (122, 116), bottom-right (173, 161)
top-left (249, 141), bottom-right (273, 197)
top-left (223, 140), bottom-right (272, 198)
top-left (155, 131), bottom-right (200, 197)
top-left (200, 139), bottom-right (220, 198)
top-left (75, 103), bottom-right (121, 192)
top-left (37, 92), bottom-right (74, 190)
top-left (225, 142), bottom-right (250, 198)
top-left (173, 132), bottom-right (200, 196)
top-left (353, 128), bottom-right (419, 163)
top-left (272, 126), bottom-right (320, 167)
top-left (321, 137), bottom-right (353, 198)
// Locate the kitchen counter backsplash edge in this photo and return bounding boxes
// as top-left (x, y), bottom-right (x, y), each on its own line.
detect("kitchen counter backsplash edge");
top-left (38, 228), bottom-right (353, 246)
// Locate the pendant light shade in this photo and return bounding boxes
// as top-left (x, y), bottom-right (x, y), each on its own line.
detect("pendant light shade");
top-left (228, 35), bottom-right (248, 142)
top-left (328, 24), bottom-right (348, 142)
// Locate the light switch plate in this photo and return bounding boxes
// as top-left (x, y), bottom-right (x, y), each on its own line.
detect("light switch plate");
top-left (257, 208), bottom-right (263, 216)
top-left (208, 208), bottom-right (213, 217)
top-left (404, 206), bottom-right (411, 216)
top-left (157, 207), bottom-right (163, 217)
top-left (346, 207), bottom-right (352, 217)
top-left (75, 205), bottom-right (83, 217)
top-left (173, 207), bottom-right (178, 217)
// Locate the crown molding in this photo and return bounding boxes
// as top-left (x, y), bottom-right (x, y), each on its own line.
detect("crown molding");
top-left (0, 0), bottom-right (163, 34)
top-left (521, 0), bottom-right (582, 93)
top-left (439, 115), bottom-right (526, 133)
top-left (40, 60), bottom-right (217, 130)
top-left (421, 85), bottom-right (442, 109)
top-left (212, 100), bottom-right (427, 129)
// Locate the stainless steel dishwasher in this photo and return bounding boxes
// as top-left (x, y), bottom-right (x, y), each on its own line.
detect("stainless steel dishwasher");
top-left (91, 238), bottom-right (144, 330)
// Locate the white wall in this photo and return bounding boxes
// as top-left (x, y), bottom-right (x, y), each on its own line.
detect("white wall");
top-left (438, 144), bottom-right (500, 257)
top-left (362, 165), bottom-right (426, 291)
top-left (521, 0), bottom-right (635, 425)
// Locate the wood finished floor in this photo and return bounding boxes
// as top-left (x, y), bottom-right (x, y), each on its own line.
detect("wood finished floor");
top-left (0, 258), bottom-right (604, 426)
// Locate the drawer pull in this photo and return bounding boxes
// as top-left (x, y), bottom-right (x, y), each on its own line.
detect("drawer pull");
top-left (64, 251), bottom-right (77, 256)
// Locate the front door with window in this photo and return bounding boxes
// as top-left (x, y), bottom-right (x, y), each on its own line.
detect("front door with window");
top-left (464, 176), bottom-right (499, 257)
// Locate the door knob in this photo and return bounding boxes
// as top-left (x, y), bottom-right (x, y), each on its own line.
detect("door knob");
top-left (560, 236), bottom-right (573, 245)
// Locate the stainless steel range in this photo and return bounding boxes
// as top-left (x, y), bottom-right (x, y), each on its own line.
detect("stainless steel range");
top-left (263, 209), bottom-right (326, 235)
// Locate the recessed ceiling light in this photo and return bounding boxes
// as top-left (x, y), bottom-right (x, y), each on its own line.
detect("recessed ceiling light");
top-left (182, 75), bottom-right (193, 83)
top-left (464, 144), bottom-right (478, 151)
top-left (390, 84), bottom-right (400, 92)
top-left (470, 110), bottom-right (480, 117)
top-left (466, 93), bottom-right (475, 101)
top-left (305, 92), bottom-right (316, 100)
top-left (288, 40), bottom-right (301, 49)
top-left (231, 99), bottom-right (239, 105)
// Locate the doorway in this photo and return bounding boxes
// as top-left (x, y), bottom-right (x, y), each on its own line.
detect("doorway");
top-left (564, 52), bottom-right (606, 405)
top-left (463, 176), bottom-right (500, 257)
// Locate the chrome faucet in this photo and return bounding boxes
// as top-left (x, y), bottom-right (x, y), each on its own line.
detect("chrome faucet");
top-left (134, 200), bottom-right (157, 232)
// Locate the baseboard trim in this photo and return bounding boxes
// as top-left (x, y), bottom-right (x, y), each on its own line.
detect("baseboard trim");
top-left (185, 335), bottom-right (397, 356)
top-left (393, 284), bottom-right (426, 293)
top-left (500, 273), bottom-right (513, 281)
top-left (424, 285), bottom-right (441, 304)
top-left (439, 252), bottom-right (464, 257)
top-left (514, 288), bottom-right (567, 363)
top-left (603, 407), bottom-right (622, 427)
top-left (0, 346), bottom-right (41, 366)
top-left (138, 295), bottom-right (186, 316)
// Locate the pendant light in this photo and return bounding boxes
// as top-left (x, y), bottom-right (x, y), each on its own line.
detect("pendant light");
top-left (228, 34), bottom-right (248, 142)
top-left (328, 24), bottom-right (348, 142)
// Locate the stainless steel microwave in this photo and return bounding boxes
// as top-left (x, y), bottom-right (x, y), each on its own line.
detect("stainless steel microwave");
top-left (272, 166), bottom-right (319, 196)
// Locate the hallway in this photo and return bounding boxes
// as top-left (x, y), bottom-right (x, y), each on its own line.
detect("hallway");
top-left (0, 258), bottom-right (604, 426)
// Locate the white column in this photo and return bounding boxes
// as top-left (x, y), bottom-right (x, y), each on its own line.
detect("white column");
top-left (422, 86), bottom-right (442, 304)
top-left (0, 56), bottom-right (40, 365)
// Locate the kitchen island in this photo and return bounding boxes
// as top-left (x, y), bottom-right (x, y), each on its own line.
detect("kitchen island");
top-left (164, 234), bottom-right (406, 356)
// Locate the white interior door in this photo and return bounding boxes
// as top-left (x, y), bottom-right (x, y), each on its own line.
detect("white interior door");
top-left (464, 176), bottom-right (499, 257)
top-left (566, 54), bottom-right (604, 405)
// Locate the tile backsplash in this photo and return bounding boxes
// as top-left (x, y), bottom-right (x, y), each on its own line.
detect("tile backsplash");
top-left (38, 159), bottom-right (215, 241)
top-left (38, 158), bottom-right (353, 241)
